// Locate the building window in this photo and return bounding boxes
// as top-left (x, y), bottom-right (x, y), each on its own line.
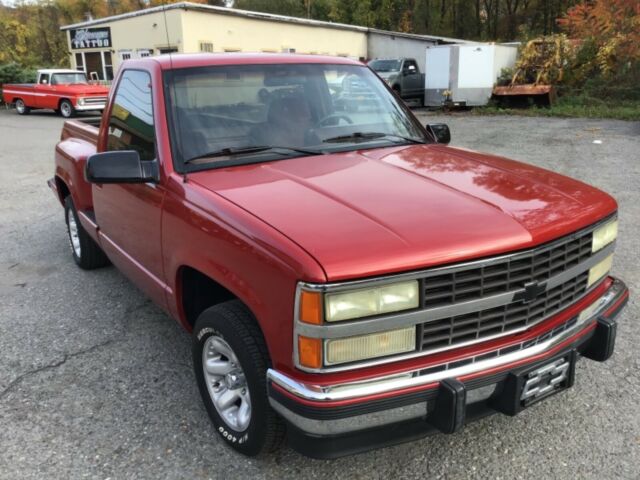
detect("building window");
top-left (224, 48), bottom-right (241, 52)
top-left (75, 53), bottom-right (85, 72)
top-left (159, 47), bottom-right (178, 54)
top-left (119, 50), bottom-right (133, 61)
top-left (281, 47), bottom-right (296, 53)
top-left (200, 42), bottom-right (214, 53)
top-left (104, 51), bottom-right (113, 80)
top-left (137, 49), bottom-right (152, 58)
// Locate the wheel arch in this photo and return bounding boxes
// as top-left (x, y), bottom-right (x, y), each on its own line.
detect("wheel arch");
top-left (54, 175), bottom-right (71, 205)
top-left (58, 97), bottom-right (73, 109)
top-left (177, 265), bottom-right (250, 330)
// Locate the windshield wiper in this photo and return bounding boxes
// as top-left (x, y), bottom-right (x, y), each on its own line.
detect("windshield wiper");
top-left (322, 132), bottom-right (427, 145)
top-left (184, 145), bottom-right (323, 164)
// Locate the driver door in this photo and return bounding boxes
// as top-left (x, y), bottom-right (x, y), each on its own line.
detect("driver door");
top-left (92, 69), bottom-right (167, 308)
top-left (34, 73), bottom-right (51, 108)
top-left (402, 60), bottom-right (421, 98)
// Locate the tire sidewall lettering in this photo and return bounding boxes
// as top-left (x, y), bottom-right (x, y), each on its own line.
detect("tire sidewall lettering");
top-left (217, 426), bottom-right (248, 444)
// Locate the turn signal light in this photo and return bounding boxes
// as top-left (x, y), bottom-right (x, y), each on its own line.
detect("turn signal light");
top-left (299, 290), bottom-right (322, 325)
top-left (298, 336), bottom-right (322, 369)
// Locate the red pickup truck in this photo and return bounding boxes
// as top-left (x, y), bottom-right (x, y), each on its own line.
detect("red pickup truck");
top-left (50, 54), bottom-right (628, 458)
top-left (2, 69), bottom-right (109, 118)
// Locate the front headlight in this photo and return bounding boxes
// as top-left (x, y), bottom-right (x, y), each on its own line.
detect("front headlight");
top-left (592, 218), bottom-right (618, 252)
top-left (77, 97), bottom-right (85, 105)
top-left (325, 327), bottom-right (415, 365)
top-left (297, 281), bottom-right (420, 369)
top-left (588, 254), bottom-right (613, 287)
top-left (324, 280), bottom-right (419, 322)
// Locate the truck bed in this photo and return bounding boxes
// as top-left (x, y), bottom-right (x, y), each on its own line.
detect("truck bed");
top-left (60, 117), bottom-right (101, 144)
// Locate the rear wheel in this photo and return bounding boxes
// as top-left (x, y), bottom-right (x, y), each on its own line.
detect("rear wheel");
top-left (59, 99), bottom-right (76, 118)
top-left (64, 196), bottom-right (110, 269)
top-left (15, 99), bottom-right (30, 115)
top-left (193, 301), bottom-right (285, 456)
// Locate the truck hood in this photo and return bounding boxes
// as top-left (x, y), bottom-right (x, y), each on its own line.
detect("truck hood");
top-left (191, 144), bottom-right (616, 281)
top-left (375, 71), bottom-right (399, 82)
top-left (53, 84), bottom-right (110, 96)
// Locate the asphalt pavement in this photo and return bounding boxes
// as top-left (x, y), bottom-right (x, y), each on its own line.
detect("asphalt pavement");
top-left (0, 107), bottom-right (638, 479)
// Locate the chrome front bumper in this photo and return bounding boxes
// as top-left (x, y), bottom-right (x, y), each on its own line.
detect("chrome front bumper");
top-left (268, 278), bottom-right (628, 445)
top-left (74, 103), bottom-right (106, 111)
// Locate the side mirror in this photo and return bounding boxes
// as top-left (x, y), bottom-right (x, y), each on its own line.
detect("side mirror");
top-left (426, 123), bottom-right (451, 144)
top-left (85, 150), bottom-right (159, 184)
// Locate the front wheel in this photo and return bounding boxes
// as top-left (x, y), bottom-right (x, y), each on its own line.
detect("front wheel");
top-left (15, 99), bottom-right (30, 115)
top-left (59, 99), bottom-right (76, 118)
top-left (193, 301), bottom-right (285, 456)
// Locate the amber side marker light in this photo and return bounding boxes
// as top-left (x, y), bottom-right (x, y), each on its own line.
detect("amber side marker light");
top-left (298, 336), bottom-right (322, 369)
top-left (299, 290), bottom-right (322, 325)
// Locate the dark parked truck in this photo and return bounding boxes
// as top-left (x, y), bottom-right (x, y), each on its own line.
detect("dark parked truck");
top-left (368, 57), bottom-right (425, 104)
top-left (50, 53), bottom-right (628, 459)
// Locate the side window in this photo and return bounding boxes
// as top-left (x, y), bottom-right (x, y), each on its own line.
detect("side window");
top-left (107, 70), bottom-right (155, 161)
top-left (40, 73), bottom-right (50, 84)
top-left (404, 60), bottom-right (417, 73)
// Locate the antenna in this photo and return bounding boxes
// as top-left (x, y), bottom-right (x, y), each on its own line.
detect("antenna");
top-left (160, 1), bottom-right (186, 182)
top-left (160, 1), bottom-right (174, 70)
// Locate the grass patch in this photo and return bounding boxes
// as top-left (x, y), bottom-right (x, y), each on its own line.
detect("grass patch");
top-left (476, 95), bottom-right (640, 121)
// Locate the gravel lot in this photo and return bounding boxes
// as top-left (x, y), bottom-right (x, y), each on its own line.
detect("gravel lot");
top-left (0, 107), bottom-right (638, 479)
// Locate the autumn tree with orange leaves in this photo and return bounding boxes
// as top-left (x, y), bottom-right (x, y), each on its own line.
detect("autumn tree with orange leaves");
top-left (558, 0), bottom-right (640, 76)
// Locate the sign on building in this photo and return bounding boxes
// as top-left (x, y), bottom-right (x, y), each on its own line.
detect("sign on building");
top-left (70, 27), bottom-right (112, 49)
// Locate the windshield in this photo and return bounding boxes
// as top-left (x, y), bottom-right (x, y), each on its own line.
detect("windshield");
top-left (51, 73), bottom-right (88, 85)
top-left (368, 59), bottom-right (402, 73)
top-left (164, 63), bottom-right (428, 170)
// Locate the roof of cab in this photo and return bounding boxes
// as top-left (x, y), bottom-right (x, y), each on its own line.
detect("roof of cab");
top-left (143, 53), bottom-right (364, 70)
top-left (38, 69), bottom-right (82, 74)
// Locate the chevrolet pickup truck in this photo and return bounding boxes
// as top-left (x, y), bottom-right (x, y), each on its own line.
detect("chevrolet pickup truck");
top-left (50, 53), bottom-right (628, 458)
top-left (2, 69), bottom-right (109, 118)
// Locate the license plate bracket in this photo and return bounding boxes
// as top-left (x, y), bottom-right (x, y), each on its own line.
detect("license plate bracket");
top-left (491, 350), bottom-right (577, 416)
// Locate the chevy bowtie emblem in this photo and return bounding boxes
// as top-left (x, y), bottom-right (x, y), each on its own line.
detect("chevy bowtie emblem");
top-left (516, 281), bottom-right (547, 304)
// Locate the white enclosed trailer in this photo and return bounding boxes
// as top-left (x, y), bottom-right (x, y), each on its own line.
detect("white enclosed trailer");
top-left (424, 44), bottom-right (518, 107)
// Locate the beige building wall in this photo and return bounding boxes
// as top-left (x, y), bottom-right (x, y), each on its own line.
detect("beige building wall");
top-left (179, 10), bottom-right (367, 59)
top-left (68, 9), bottom-right (184, 74)
top-left (67, 8), bottom-right (368, 77)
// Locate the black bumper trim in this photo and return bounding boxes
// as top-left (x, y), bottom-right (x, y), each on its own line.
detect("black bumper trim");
top-left (427, 378), bottom-right (466, 433)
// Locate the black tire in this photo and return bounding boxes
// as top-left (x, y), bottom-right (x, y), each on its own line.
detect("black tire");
top-left (64, 196), bottom-right (110, 269)
top-left (15, 99), bottom-right (30, 115)
top-left (59, 99), bottom-right (76, 118)
top-left (193, 300), bottom-right (285, 456)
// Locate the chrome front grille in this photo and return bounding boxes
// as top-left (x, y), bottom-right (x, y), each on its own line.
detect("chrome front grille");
top-left (423, 231), bottom-right (592, 309)
top-left (84, 97), bottom-right (107, 105)
top-left (419, 272), bottom-right (589, 351)
top-left (418, 227), bottom-right (595, 353)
